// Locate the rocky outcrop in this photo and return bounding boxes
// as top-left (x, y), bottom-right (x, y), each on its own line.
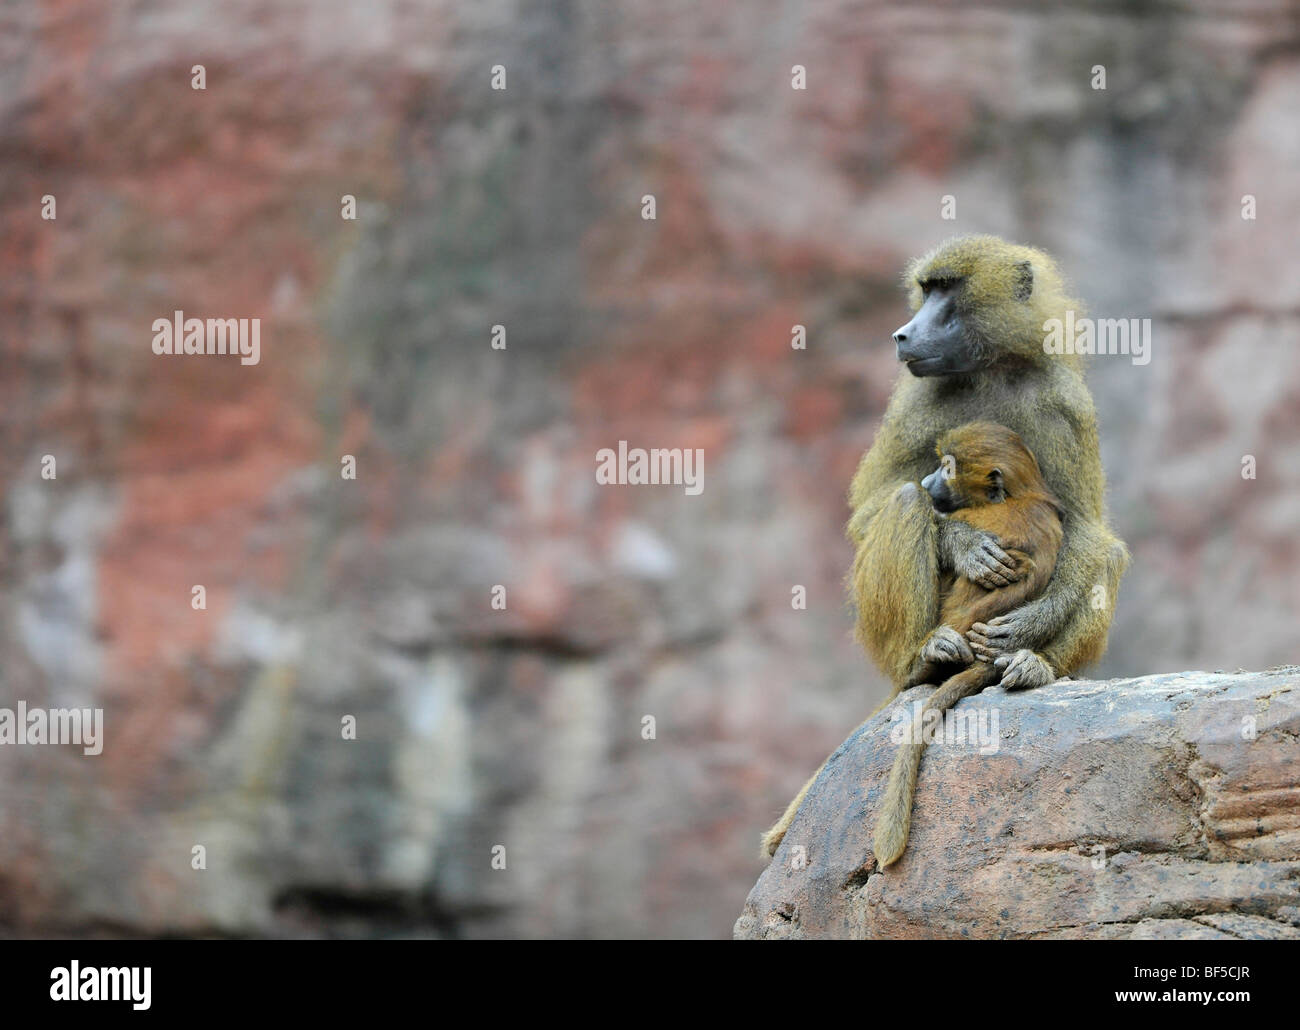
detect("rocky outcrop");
top-left (735, 668), bottom-right (1300, 940)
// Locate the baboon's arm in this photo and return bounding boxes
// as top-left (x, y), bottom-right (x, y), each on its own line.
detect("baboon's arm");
top-left (969, 517), bottom-right (1127, 675)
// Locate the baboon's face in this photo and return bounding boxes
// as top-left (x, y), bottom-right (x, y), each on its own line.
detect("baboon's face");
top-left (892, 277), bottom-right (975, 377)
top-left (922, 450), bottom-right (1005, 512)
top-left (921, 454), bottom-right (963, 512)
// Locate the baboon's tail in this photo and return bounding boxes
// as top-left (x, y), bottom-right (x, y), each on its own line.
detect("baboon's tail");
top-left (872, 662), bottom-right (998, 868)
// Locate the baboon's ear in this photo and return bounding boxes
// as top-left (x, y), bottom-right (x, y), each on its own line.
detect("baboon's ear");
top-left (987, 468), bottom-right (1005, 502)
top-left (1012, 261), bottom-right (1034, 301)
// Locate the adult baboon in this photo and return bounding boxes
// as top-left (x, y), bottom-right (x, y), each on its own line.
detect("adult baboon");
top-left (761, 235), bottom-right (1128, 859)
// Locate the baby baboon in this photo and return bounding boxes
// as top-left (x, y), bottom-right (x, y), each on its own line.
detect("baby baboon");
top-left (873, 422), bottom-right (1063, 868)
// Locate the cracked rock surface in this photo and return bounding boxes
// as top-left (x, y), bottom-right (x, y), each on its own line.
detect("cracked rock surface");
top-left (734, 668), bottom-right (1300, 940)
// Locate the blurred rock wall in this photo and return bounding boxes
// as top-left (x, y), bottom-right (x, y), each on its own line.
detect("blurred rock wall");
top-left (1, 0), bottom-right (1298, 937)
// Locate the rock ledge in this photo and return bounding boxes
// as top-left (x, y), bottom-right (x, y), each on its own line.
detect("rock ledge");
top-left (735, 668), bottom-right (1300, 940)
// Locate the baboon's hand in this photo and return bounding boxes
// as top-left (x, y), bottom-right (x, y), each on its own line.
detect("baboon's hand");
top-left (991, 648), bottom-right (1055, 689)
top-left (940, 519), bottom-right (1020, 588)
top-left (969, 603), bottom-right (1043, 659)
top-left (956, 536), bottom-right (1021, 588)
top-left (921, 625), bottom-right (973, 665)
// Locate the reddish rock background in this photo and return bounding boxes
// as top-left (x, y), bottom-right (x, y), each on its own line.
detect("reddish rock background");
top-left (0, 1), bottom-right (1297, 937)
